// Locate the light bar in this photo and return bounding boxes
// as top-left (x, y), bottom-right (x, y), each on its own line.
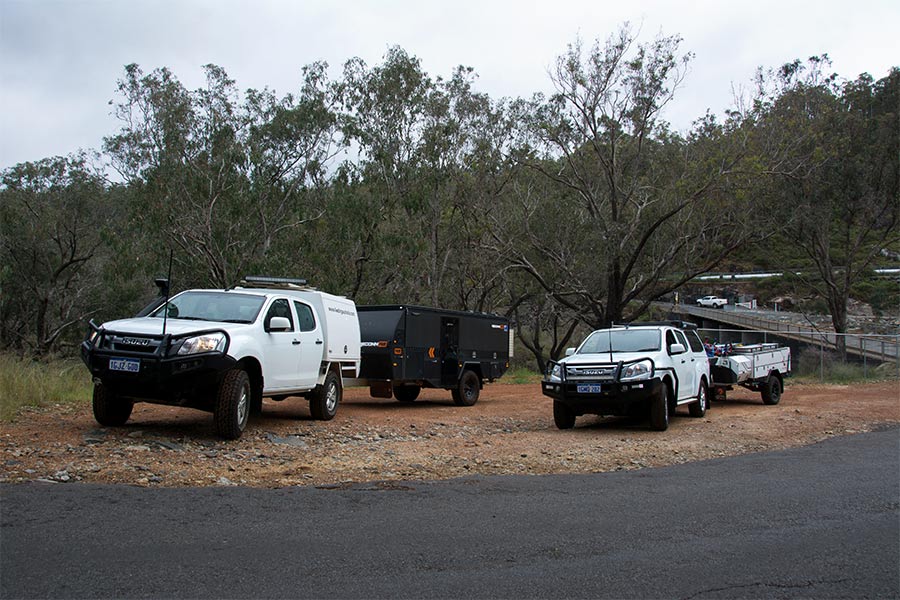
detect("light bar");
top-left (242, 275), bottom-right (308, 286)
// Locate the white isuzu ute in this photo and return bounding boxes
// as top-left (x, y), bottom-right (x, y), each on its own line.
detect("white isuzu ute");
top-left (81, 277), bottom-right (361, 439)
top-left (541, 321), bottom-right (711, 431)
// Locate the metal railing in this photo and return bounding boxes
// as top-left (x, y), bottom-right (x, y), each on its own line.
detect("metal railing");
top-left (662, 303), bottom-right (900, 380)
top-left (676, 305), bottom-right (898, 359)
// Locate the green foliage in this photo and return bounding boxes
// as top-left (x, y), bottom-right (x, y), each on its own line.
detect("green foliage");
top-left (499, 367), bottom-right (543, 385)
top-left (0, 355), bottom-right (91, 421)
top-left (792, 348), bottom-right (898, 383)
top-left (851, 277), bottom-right (900, 316)
top-left (0, 31), bottom-right (896, 374)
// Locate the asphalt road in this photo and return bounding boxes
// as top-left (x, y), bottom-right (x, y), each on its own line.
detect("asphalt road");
top-left (2, 427), bottom-right (898, 599)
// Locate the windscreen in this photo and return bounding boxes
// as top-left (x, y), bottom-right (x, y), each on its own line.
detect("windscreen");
top-left (578, 329), bottom-right (661, 354)
top-left (150, 291), bottom-right (265, 324)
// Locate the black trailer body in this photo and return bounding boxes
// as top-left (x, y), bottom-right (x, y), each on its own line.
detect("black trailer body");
top-left (356, 305), bottom-right (512, 406)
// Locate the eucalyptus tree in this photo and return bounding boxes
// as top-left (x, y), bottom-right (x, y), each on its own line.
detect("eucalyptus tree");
top-left (499, 25), bottom-right (762, 330)
top-left (104, 62), bottom-right (342, 288)
top-left (756, 58), bottom-right (899, 354)
top-left (0, 155), bottom-right (109, 354)
top-left (338, 48), bottom-right (515, 310)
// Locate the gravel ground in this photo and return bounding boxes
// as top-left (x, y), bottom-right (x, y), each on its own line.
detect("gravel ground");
top-left (1, 380), bottom-right (897, 488)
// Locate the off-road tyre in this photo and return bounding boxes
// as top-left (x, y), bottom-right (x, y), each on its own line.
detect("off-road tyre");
top-left (394, 385), bottom-right (420, 403)
top-left (309, 371), bottom-right (341, 420)
top-left (215, 368), bottom-right (251, 440)
top-left (553, 400), bottom-right (576, 429)
top-left (649, 384), bottom-right (670, 431)
top-left (761, 374), bottom-right (782, 405)
top-left (92, 382), bottom-right (133, 427)
top-left (689, 381), bottom-right (708, 418)
top-left (451, 370), bottom-right (481, 406)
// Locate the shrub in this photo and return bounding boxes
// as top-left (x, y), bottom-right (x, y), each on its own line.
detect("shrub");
top-left (0, 355), bottom-right (91, 421)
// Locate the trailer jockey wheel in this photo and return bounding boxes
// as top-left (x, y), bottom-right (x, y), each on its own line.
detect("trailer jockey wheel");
top-left (452, 370), bottom-right (481, 406)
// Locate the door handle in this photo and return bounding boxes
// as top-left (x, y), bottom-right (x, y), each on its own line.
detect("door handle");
top-left (315, 340), bottom-right (324, 345)
top-left (292, 340), bottom-right (301, 345)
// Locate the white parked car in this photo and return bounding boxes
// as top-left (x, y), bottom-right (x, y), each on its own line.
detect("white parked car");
top-left (81, 277), bottom-right (361, 439)
top-left (696, 295), bottom-right (728, 308)
top-left (541, 321), bottom-right (711, 431)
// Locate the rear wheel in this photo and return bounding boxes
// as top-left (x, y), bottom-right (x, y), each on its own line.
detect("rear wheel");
top-left (452, 370), bottom-right (481, 406)
top-left (689, 381), bottom-right (708, 417)
top-left (761, 374), bottom-right (782, 405)
top-left (215, 369), bottom-right (251, 440)
top-left (553, 400), bottom-right (576, 429)
top-left (92, 383), bottom-right (133, 427)
top-left (394, 385), bottom-right (420, 403)
top-left (649, 384), bottom-right (670, 431)
top-left (309, 371), bottom-right (341, 420)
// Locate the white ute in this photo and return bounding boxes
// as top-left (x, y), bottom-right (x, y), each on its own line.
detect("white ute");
top-left (81, 276), bottom-right (361, 439)
top-left (696, 295), bottom-right (728, 308)
top-left (542, 321), bottom-right (711, 431)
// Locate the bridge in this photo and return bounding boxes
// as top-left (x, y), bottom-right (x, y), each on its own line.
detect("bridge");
top-left (664, 303), bottom-right (899, 365)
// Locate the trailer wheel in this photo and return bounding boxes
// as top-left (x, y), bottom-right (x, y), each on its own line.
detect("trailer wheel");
top-left (553, 400), bottom-right (576, 429)
top-left (689, 381), bottom-right (708, 417)
top-left (92, 382), bottom-right (133, 427)
top-left (393, 385), bottom-right (420, 403)
top-left (452, 370), bottom-right (481, 406)
top-left (761, 374), bottom-right (782, 405)
top-left (649, 384), bottom-right (669, 431)
top-left (214, 368), bottom-right (251, 440)
top-left (309, 371), bottom-right (341, 420)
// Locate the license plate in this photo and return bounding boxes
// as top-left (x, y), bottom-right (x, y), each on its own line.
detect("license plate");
top-left (109, 358), bottom-right (140, 373)
top-left (577, 384), bottom-right (602, 394)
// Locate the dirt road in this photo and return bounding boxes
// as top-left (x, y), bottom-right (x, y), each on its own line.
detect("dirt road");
top-left (2, 381), bottom-right (897, 488)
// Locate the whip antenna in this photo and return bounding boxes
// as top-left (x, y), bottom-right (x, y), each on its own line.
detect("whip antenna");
top-left (161, 249), bottom-right (173, 336)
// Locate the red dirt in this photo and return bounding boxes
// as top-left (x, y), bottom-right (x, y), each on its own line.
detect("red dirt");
top-left (2, 380), bottom-right (897, 488)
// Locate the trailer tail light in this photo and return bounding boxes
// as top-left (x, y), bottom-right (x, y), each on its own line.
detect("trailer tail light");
top-left (377, 341), bottom-right (388, 348)
top-left (394, 347), bottom-right (403, 355)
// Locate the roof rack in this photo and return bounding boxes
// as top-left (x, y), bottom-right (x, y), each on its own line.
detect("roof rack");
top-left (615, 320), bottom-right (698, 330)
top-left (234, 275), bottom-right (312, 290)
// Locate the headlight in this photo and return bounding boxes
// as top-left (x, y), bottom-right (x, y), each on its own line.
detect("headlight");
top-left (88, 329), bottom-right (101, 345)
top-left (176, 333), bottom-right (227, 355)
top-left (546, 362), bottom-right (562, 382)
top-left (620, 359), bottom-right (653, 381)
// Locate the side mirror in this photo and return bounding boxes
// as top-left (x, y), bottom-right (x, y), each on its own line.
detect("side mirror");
top-left (267, 316), bottom-right (291, 332)
top-left (565, 347), bottom-right (576, 357)
top-left (669, 343), bottom-right (686, 355)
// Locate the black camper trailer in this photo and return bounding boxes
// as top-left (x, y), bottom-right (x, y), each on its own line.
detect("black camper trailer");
top-left (356, 305), bottom-right (513, 406)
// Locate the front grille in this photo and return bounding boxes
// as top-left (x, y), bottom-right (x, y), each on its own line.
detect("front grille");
top-left (565, 364), bottom-right (617, 381)
top-left (103, 335), bottom-right (163, 354)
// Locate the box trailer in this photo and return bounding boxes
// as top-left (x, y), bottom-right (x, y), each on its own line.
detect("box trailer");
top-left (709, 343), bottom-right (791, 405)
top-left (352, 305), bottom-right (513, 405)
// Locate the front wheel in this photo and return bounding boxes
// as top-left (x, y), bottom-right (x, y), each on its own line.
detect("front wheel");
top-left (309, 371), bottom-right (341, 420)
top-left (92, 383), bottom-right (133, 427)
top-left (649, 384), bottom-right (670, 431)
top-left (761, 374), bottom-right (782, 405)
top-left (451, 370), bottom-right (481, 406)
top-left (689, 382), bottom-right (708, 417)
top-left (553, 400), bottom-right (576, 429)
top-left (215, 369), bottom-right (251, 440)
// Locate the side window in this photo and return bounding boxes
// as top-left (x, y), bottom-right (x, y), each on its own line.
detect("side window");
top-left (687, 330), bottom-right (705, 353)
top-left (265, 298), bottom-right (294, 331)
top-left (293, 301), bottom-right (317, 332)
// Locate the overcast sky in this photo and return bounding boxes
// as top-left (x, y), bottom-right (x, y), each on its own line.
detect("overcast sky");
top-left (1, 0), bottom-right (898, 171)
